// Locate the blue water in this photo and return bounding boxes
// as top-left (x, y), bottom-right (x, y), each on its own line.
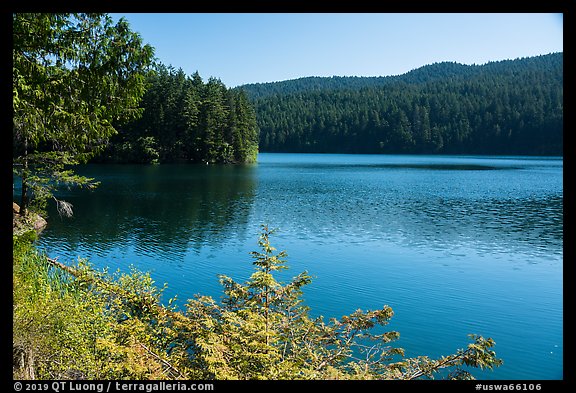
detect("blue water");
top-left (32, 154), bottom-right (563, 380)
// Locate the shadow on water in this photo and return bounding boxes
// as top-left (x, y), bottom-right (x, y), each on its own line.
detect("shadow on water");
top-left (268, 163), bottom-right (516, 171)
top-left (34, 164), bottom-right (258, 260)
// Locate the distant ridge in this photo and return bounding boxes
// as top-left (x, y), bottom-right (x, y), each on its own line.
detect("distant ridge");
top-left (239, 52), bottom-right (562, 156)
top-left (239, 53), bottom-right (561, 100)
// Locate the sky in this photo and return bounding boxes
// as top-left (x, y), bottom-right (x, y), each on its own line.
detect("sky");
top-left (110, 13), bottom-right (563, 88)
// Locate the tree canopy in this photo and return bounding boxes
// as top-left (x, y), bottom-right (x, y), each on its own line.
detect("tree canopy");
top-left (242, 53), bottom-right (562, 156)
top-left (13, 13), bottom-right (155, 215)
top-left (97, 64), bottom-right (259, 165)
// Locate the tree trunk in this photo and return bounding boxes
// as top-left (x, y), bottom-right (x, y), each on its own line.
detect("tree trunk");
top-left (20, 138), bottom-right (28, 217)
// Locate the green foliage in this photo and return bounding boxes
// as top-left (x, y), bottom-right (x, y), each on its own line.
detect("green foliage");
top-left (13, 226), bottom-right (502, 380)
top-left (244, 53), bottom-right (562, 155)
top-left (99, 65), bottom-right (259, 165)
top-left (13, 151), bottom-right (100, 215)
top-left (13, 13), bottom-right (155, 216)
top-left (13, 233), bottom-right (179, 379)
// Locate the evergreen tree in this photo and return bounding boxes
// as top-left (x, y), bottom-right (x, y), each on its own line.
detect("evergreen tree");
top-left (243, 53), bottom-right (562, 156)
top-left (103, 66), bottom-right (259, 164)
top-left (13, 13), bottom-right (154, 216)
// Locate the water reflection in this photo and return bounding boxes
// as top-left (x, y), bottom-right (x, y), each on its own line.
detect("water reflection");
top-left (38, 164), bottom-right (257, 260)
top-left (31, 156), bottom-right (563, 265)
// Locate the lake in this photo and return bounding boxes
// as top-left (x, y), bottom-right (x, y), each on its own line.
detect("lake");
top-left (33, 153), bottom-right (563, 380)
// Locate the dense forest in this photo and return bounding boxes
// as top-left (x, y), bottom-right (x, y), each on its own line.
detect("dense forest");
top-left (98, 53), bottom-right (563, 162)
top-left (241, 53), bottom-right (562, 155)
top-left (97, 64), bottom-right (259, 164)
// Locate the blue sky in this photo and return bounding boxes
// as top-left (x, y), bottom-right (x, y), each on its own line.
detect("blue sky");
top-left (110, 13), bottom-right (563, 88)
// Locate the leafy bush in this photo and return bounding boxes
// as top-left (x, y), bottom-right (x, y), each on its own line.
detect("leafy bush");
top-left (13, 225), bottom-right (502, 380)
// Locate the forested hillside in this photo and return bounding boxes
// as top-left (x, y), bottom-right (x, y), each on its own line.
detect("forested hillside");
top-left (242, 53), bottom-right (562, 155)
top-left (99, 64), bottom-right (259, 164)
